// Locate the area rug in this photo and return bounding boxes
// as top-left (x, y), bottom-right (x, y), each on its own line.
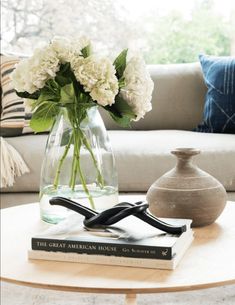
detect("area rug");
top-left (1, 282), bottom-right (235, 305)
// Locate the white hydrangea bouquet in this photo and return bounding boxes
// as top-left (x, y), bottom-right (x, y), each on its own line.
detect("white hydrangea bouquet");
top-left (12, 37), bottom-right (154, 208)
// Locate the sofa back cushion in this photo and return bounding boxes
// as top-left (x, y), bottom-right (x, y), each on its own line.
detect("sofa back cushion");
top-left (101, 62), bottom-right (207, 130)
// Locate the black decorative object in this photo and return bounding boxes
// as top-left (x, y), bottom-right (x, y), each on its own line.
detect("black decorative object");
top-left (49, 197), bottom-right (186, 234)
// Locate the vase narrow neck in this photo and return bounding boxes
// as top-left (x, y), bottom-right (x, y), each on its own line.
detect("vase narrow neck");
top-left (171, 148), bottom-right (200, 171)
top-left (176, 157), bottom-right (193, 170)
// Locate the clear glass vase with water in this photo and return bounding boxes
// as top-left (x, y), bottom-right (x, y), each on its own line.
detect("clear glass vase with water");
top-left (40, 106), bottom-right (118, 224)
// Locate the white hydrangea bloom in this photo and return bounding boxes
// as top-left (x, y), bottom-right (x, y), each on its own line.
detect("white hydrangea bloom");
top-left (12, 46), bottom-right (60, 93)
top-left (11, 59), bottom-right (32, 93)
top-left (50, 36), bottom-right (90, 64)
top-left (120, 56), bottom-right (154, 120)
top-left (75, 36), bottom-right (91, 52)
top-left (90, 81), bottom-right (118, 107)
top-left (72, 56), bottom-right (118, 106)
top-left (50, 37), bottom-right (72, 63)
top-left (29, 47), bottom-right (60, 89)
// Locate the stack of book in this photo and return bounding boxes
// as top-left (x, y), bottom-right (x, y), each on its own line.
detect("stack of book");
top-left (28, 214), bottom-right (194, 270)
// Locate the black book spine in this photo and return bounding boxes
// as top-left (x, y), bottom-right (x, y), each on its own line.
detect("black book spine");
top-left (32, 238), bottom-right (173, 260)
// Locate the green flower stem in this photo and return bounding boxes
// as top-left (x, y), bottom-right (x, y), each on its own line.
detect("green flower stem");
top-left (74, 130), bottom-right (95, 209)
top-left (53, 133), bottom-right (73, 189)
top-left (69, 131), bottom-right (77, 190)
top-left (77, 127), bottom-right (105, 188)
top-left (53, 108), bottom-right (103, 210)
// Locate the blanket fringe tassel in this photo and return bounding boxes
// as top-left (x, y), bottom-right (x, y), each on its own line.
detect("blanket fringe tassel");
top-left (1, 137), bottom-right (29, 188)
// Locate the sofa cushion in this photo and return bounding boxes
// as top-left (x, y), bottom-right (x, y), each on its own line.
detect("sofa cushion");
top-left (101, 63), bottom-right (207, 131)
top-left (109, 130), bottom-right (235, 192)
top-left (196, 55), bottom-right (235, 133)
top-left (1, 135), bottom-right (47, 192)
top-left (2, 130), bottom-right (235, 193)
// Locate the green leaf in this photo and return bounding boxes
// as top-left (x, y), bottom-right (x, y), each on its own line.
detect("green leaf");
top-left (36, 80), bottom-right (60, 105)
top-left (55, 75), bottom-right (71, 87)
top-left (16, 90), bottom-right (40, 99)
top-left (104, 95), bottom-right (136, 128)
top-left (38, 90), bottom-right (58, 103)
top-left (46, 79), bottom-right (60, 92)
top-left (55, 63), bottom-right (73, 86)
top-left (76, 102), bottom-right (97, 109)
top-left (73, 102), bottom-right (96, 124)
top-left (30, 102), bottom-right (60, 132)
top-left (60, 62), bottom-right (71, 74)
top-left (118, 76), bottom-right (126, 88)
top-left (60, 83), bottom-right (75, 105)
top-left (77, 91), bottom-right (93, 104)
top-left (109, 112), bottom-right (132, 128)
top-left (56, 63), bottom-right (85, 98)
top-left (113, 95), bottom-right (136, 118)
top-left (81, 45), bottom-right (91, 58)
top-left (113, 49), bottom-right (128, 79)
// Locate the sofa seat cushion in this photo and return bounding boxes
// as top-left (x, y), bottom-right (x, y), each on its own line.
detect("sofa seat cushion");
top-left (2, 130), bottom-right (235, 193)
top-left (2, 135), bottom-right (47, 192)
top-left (109, 130), bottom-right (235, 192)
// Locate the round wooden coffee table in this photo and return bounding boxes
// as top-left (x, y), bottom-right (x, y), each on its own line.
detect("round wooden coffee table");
top-left (1, 199), bottom-right (235, 305)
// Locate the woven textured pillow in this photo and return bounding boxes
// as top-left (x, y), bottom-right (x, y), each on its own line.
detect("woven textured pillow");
top-left (0, 54), bottom-right (33, 137)
top-left (196, 54), bottom-right (235, 134)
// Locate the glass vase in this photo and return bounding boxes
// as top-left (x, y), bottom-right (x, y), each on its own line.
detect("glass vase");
top-left (39, 106), bottom-right (118, 224)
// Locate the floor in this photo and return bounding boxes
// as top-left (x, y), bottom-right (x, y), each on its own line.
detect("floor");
top-left (1, 282), bottom-right (235, 305)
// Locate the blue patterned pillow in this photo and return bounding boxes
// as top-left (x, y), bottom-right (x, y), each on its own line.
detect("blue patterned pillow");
top-left (196, 54), bottom-right (235, 134)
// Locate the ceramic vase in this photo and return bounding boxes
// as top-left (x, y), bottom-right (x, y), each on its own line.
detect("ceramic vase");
top-left (146, 148), bottom-right (227, 227)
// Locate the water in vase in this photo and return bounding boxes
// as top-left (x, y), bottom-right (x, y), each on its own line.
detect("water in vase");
top-left (40, 185), bottom-right (119, 224)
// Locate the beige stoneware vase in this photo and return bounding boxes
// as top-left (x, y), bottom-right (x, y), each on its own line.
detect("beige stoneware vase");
top-left (146, 148), bottom-right (227, 227)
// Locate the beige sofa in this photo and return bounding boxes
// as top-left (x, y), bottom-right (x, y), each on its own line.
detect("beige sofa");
top-left (1, 62), bottom-right (235, 208)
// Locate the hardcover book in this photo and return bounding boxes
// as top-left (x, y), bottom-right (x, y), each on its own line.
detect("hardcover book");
top-left (29, 214), bottom-right (193, 269)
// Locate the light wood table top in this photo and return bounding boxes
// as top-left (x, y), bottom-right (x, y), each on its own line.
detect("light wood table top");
top-left (1, 197), bottom-right (235, 304)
